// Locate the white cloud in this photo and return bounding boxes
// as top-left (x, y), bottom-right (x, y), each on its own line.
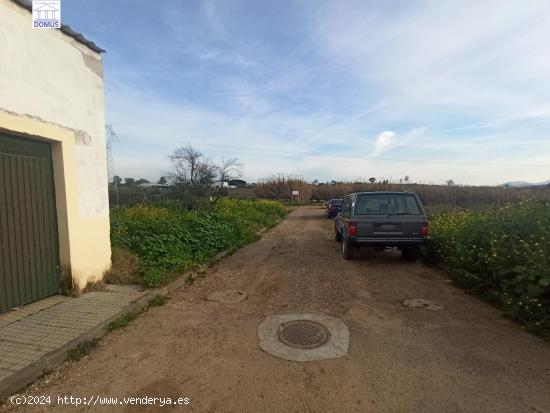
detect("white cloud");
top-left (373, 131), bottom-right (394, 156)
top-left (105, 80), bottom-right (550, 185)
top-left (372, 128), bottom-right (426, 157)
top-left (103, 1), bottom-right (550, 186)
top-left (313, 0), bottom-right (550, 118)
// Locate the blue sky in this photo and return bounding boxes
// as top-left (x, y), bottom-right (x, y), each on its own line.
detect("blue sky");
top-left (64, 0), bottom-right (550, 185)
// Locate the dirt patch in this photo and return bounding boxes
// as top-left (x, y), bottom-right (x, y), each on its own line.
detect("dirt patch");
top-left (402, 298), bottom-right (444, 310)
top-left (2, 207), bottom-right (550, 413)
top-left (206, 289), bottom-right (248, 304)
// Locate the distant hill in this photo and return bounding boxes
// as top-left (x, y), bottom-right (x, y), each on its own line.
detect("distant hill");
top-left (501, 180), bottom-right (550, 188)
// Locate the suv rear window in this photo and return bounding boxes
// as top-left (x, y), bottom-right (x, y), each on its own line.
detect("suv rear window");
top-left (354, 193), bottom-right (422, 215)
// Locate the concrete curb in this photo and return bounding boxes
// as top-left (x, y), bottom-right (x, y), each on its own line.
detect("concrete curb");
top-left (0, 293), bottom-right (153, 402)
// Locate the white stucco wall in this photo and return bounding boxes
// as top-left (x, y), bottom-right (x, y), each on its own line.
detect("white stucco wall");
top-left (0, 0), bottom-right (111, 287)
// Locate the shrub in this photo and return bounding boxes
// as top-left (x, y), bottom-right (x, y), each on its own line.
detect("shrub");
top-left (104, 247), bottom-right (141, 284)
top-left (426, 201), bottom-right (550, 337)
top-left (110, 199), bottom-right (286, 287)
top-left (255, 175), bottom-right (313, 201)
top-left (255, 178), bottom-right (550, 211)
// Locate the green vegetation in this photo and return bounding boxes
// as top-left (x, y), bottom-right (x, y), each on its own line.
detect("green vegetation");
top-left (425, 201), bottom-right (550, 338)
top-left (110, 199), bottom-right (287, 286)
top-left (106, 312), bottom-right (138, 331)
top-left (104, 247), bottom-right (141, 285)
top-left (255, 175), bottom-right (550, 211)
top-left (67, 339), bottom-right (99, 361)
top-left (148, 295), bottom-right (167, 307)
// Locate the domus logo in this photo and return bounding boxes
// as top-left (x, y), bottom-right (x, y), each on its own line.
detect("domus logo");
top-left (32, 0), bottom-right (61, 29)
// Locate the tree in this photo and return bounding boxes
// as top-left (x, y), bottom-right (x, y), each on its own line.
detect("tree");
top-left (158, 176), bottom-right (168, 185)
top-left (124, 177), bottom-right (136, 186)
top-left (369, 177), bottom-right (376, 183)
top-left (112, 175), bottom-right (122, 185)
top-left (213, 157), bottom-right (243, 202)
top-left (169, 144), bottom-right (217, 201)
top-left (446, 179), bottom-right (455, 186)
top-left (135, 178), bottom-right (150, 185)
top-left (169, 144), bottom-right (243, 206)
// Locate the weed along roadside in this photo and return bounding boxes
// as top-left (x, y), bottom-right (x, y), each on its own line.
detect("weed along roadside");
top-left (59, 201), bottom-right (288, 367)
top-left (0, 202), bottom-right (286, 402)
top-left (64, 200), bottom-right (288, 358)
top-left (423, 201), bottom-right (550, 339)
top-left (108, 199), bottom-right (287, 287)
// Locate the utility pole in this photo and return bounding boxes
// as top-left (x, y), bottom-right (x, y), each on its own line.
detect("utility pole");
top-left (106, 124), bottom-right (119, 207)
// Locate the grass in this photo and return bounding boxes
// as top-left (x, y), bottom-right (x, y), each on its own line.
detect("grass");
top-left (106, 312), bottom-right (138, 331)
top-left (104, 247), bottom-right (141, 285)
top-left (424, 201), bottom-right (550, 339)
top-left (67, 339), bottom-right (99, 361)
top-left (110, 199), bottom-right (287, 287)
top-left (148, 295), bottom-right (167, 307)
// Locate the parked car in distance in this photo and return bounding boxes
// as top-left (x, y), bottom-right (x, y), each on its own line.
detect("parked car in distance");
top-left (334, 192), bottom-right (429, 261)
top-left (325, 198), bottom-right (343, 218)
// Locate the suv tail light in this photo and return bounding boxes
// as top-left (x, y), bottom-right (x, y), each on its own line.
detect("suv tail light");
top-left (349, 223), bottom-right (357, 237)
top-left (420, 224), bottom-right (429, 237)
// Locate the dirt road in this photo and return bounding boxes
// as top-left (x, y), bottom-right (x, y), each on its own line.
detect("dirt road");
top-left (3, 206), bottom-right (550, 412)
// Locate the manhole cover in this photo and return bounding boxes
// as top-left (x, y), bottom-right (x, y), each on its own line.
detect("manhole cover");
top-left (403, 298), bottom-right (443, 310)
top-left (206, 290), bottom-right (248, 304)
top-left (277, 320), bottom-right (330, 349)
top-left (258, 313), bottom-right (349, 361)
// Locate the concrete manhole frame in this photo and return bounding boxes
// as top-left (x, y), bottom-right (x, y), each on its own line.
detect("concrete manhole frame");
top-left (257, 313), bottom-right (349, 362)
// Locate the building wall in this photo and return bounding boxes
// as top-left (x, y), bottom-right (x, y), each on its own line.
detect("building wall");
top-left (0, 0), bottom-right (111, 288)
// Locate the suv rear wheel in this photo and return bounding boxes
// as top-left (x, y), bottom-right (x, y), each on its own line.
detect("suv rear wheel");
top-left (401, 247), bottom-right (420, 262)
top-left (342, 238), bottom-right (354, 260)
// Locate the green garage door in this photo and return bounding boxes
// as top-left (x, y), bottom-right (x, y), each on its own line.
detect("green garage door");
top-left (0, 133), bottom-right (60, 313)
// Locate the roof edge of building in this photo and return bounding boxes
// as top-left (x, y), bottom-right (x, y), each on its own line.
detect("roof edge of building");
top-left (11, 0), bottom-right (106, 54)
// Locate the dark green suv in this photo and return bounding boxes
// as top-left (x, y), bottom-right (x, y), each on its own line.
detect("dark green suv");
top-left (334, 192), bottom-right (429, 261)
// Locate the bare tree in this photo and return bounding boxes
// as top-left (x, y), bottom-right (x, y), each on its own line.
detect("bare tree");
top-left (169, 144), bottom-right (217, 202)
top-left (169, 144), bottom-right (243, 206)
top-left (213, 157), bottom-right (243, 202)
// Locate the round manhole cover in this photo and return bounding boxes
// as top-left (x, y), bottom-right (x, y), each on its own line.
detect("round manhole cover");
top-left (277, 320), bottom-right (331, 349)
